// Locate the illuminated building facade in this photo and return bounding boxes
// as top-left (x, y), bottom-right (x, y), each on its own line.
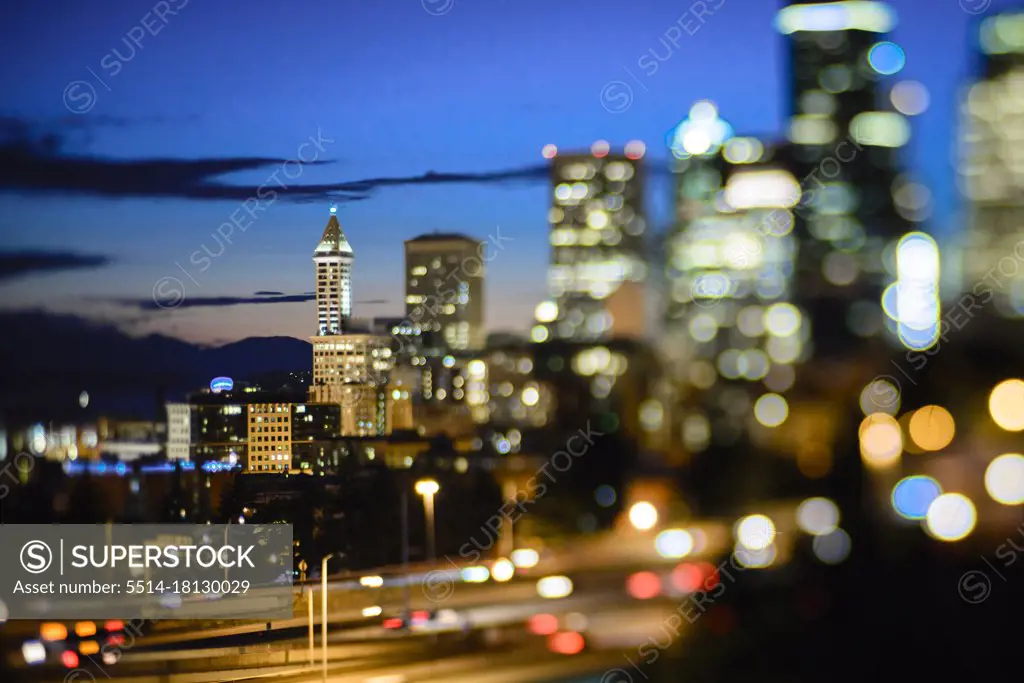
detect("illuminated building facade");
top-left (180, 392), bottom-right (349, 472)
top-left (536, 141), bottom-right (648, 344)
top-left (404, 233), bottom-right (485, 352)
top-left (961, 10), bottom-right (1024, 318)
top-left (464, 344), bottom-right (554, 428)
top-left (664, 101), bottom-right (802, 446)
top-left (386, 369), bottom-right (416, 431)
top-left (308, 210), bottom-right (395, 435)
top-left (247, 402), bottom-right (292, 473)
top-left (290, 402), bottom-right (342, 472)
top-left (309, 334), bottom-right (393, 401)
top-left (308, 334), bottom-right (392, 437)
top-left (336, 385), bottom-right (385, 436)
top-left (166, 403), bottom-right (191, 460)
top-left (314, 207), bottom-right (354, 335)
top-left (190, 398), bottom-right (247, 465)
top-left (777, 0), bottom-right (915, 356)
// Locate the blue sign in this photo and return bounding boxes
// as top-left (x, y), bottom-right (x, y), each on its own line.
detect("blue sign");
top-left (210, 377), bottom-right (234, 393)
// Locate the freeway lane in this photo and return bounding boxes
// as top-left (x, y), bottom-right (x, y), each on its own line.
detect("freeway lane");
top-left (101, 603), bottom-right (684, 683)
top-left (7, 520), bottom-right (746, 681)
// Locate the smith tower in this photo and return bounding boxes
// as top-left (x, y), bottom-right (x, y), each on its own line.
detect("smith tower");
top-left (308, 207), bottom-right (394, 436)
top-left (314, 206), bottom-right (354, 335)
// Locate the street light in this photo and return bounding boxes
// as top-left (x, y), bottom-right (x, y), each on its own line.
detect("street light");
top-left (306, 585), bottom-right (314, 664)
top-left (628, 502), bottom-right (658, 531)
top-left (320, 553), bottom-right (335, 683)
top-left (415, 479), bottom-right (440, 562)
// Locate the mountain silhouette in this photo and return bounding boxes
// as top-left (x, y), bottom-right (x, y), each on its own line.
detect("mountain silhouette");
top-left (0, 310), bottom-right (310, 423)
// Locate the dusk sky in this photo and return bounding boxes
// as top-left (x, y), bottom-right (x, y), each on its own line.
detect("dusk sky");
top-left (0, 0), bottom-right (1005, 345)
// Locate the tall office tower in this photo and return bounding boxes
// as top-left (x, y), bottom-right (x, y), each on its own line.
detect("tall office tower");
top-left (314, 206), bottom-right (354, 335)
top-left (664, 101), bottom-right (801, 447)
top-left (535, 140), bottom-right (648, 344)
top-left (404, 233), bottom-right (485, 352)
top-left (309, 210), bottom-right (395, 434)
top-left (961, 11), bottom-right (1024, 318)
top-left (776, 1), bottom-right (913, 357)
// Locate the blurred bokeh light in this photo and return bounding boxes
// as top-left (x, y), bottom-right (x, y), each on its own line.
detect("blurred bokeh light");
top-left (989, 379), bottom-right (1024, 431)
top-left (860, 413), bottom-right (903, 468)
top-left (736, 514), bottom-right (776, 551)
top-left (796, 497), bottom-right (840, 536)
top-left (925, 493), bottom-right (977, 542)
top-left (655, 529), bottom-right (695, 559)
top-left (628, 501), bottom-right (659, 531)
top-left (907, 405), bottom-right (955, 451)
top-left (984, 453), bottom-right (1024, 505)
top-left (891, 475), bottom-right (942, 520)
top-left (812, 529), bottom-right (851, 564)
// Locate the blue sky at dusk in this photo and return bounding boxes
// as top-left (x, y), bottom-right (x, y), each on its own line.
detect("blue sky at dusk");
top-left (0, 0), bottom-right (1007, 345)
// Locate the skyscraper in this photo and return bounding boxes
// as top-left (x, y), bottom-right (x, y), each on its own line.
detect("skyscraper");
top-left (308, 209), bottom-right (394, 435)
top-left (961, 10), bottom-right (1024, 318)
top-left (776, 0), bottom-right (913, 356)
top-left (664, 101), bottom-right (801, 447)
top-left (536, 140), bottom-right (648, 343)
top-left (314, 206), bottom-right (354, 335)
top-left (404, 233), bottom-right (485, 352)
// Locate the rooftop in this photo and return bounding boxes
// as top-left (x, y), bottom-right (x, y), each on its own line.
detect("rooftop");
top-left (314, 212), bottom-right (354, 256)
top-left (405, 232), bottom-right (479, 244)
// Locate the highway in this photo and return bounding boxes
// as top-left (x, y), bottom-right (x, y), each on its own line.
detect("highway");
top-left (5, 512), bottom-right (807, 682)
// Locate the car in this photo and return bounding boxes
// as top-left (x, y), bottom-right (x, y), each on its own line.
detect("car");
top-left (382, 608), bottom-right (468, 632)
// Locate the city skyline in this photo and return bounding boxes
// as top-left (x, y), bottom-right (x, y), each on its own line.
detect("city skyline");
top-left (0, 0), bottom-right (1002, 345)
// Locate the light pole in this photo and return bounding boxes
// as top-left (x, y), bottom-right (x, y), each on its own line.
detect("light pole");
top-left (400, 488), bottom-right (411, 621)
top-left (306, 585), bottom-right (314, 664)
top-left (414, 479), bottom-right (440, 562)
top-left (320, 553), bottom-right (334, 683)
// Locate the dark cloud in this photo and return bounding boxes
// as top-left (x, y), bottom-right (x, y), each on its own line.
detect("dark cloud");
top-left (0, 250), bottom-right (112, 281)
top-left (112, 293), bottom-right (316, 311)
top-left (110, 292), bottom-right (391, 310)
top-left (0, 116), bottom-right (548, 204)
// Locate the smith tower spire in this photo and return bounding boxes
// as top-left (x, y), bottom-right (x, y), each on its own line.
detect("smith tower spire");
top-left (314, 205), bottom-right (354, 334)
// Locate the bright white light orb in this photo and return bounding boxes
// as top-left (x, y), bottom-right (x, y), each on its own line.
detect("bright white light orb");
top-left (537, 575), bottom-right (573, 599)
top-left (985, 453), bottom-right (1024, 505)
top-left (655, 529), bottom-right (695, 559)
top-left (491, 558), bottom-right (515, 582)
top-left (754, 393), bottom-right (789, 428)
top-left (925, 493), bottom-right (977, 542)
top-left (629, 502), bottom-right (659, 531)
top-left (535, 301), bottom-right (558, 323)
top-left (511, 548), bottom-right (539, 568)
top-left (736, 514), bottom-right (776, 551)
top-left (461, 566), bottom-right (490, 583)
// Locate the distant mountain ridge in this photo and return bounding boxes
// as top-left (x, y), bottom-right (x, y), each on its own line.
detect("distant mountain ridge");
top-left (0, 310), bottom-right (311, 423)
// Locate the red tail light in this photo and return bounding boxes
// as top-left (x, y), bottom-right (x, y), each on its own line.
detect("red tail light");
top-left (528, 613), bottom-right (558, 636)
top-left (548, 631), bottom-right (585, 655)
top-left (383, 618), bottom-right (403, 629)
top-left (627, 571), bottom-right (661, 600)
